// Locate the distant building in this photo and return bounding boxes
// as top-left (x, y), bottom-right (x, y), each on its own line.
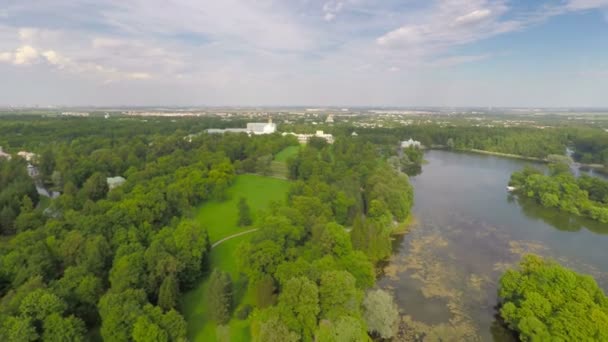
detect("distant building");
top-left (351, 131), bottom-right (358, 136)
top-left (401, 138), bottom-right (421, 148)
top-left (61, 112), bottom-right (90, 117)
top-left (247, 118), bottom-right (276, 134)
top-left (0, 147), bottom-right (11, 160)
top-left (206, 118), bottom-right (276, 135)
top-left (282, 130), bottom-right (334, 144)
top-left (107, 176), bottom-right (127, 190)
top-left (325, 114), bottom-right (334, 123)
top-left (17, 151), bottom-right (37, 162)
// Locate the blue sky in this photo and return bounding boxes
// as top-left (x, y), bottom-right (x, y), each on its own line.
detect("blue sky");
top-left (0, 0), bottom-right (606, 107)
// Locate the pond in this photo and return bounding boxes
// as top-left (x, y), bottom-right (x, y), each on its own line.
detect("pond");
top-left (378, 150), bottom-right (608, 341)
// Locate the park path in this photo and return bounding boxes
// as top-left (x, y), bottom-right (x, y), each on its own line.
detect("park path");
top-left (211, 229), bottom-right (258, 249)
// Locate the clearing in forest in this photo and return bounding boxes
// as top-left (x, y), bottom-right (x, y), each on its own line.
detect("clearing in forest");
top-left (181, 174), bottom-right (290, 342)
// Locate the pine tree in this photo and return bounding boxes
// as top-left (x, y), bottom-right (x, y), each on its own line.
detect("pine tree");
top-left (207, 270), bottom-right (233, 324)
top-left (237, 197), bottom-right (252, 227)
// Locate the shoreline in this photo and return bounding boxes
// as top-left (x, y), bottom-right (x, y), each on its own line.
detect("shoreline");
top-left (432, 148), bottom-right (607, 173)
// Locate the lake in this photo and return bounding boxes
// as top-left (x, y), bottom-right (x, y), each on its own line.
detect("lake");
top-left (378, 150), bottom-right (608, 341)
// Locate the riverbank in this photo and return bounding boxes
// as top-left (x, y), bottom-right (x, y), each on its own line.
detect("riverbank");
top-left (455, 148), bottom-right (547, 162)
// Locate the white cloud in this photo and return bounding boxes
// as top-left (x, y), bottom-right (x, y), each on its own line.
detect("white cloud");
top-left (127, 72), bottom-right (152, 80)
top-left (377, 0), bottom-right (512, 52)
top-left (455, 9), bottom-right (492, 25)
top-left (18, 28), bottom-right (38, 41)
top-left (0, 52), bottom-right (12, 62)
top-left (566, 0), bottom-right (608, 10)
top-left (42, 50), bottom-right (70, 68)
top-left (323, 1), bottom-right (344, 21)
top-left (13, 45), bottom-right (39, 65)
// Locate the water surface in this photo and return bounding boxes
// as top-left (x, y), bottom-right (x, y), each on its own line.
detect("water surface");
top-left (379, 150), bottom-right (608, 341)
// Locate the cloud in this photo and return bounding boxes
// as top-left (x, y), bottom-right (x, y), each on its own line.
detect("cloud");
top-left (426, 54), bottom-right (490, 67)
top-left (42, 50), bottom-right (70, 68)
top-left (323, 1), bottom-right (344, 21)
top-left (127, 72), bottom-right (152, 80)
top-left (0, 52), bottom-right (12, 62)
top-left (566, 0), bottom-right (608, 10)
top-left (377, 0), bottom-right (512, 52)
top-left (18, 28), bottom-right (38, 41)
top-left (455, 9), bottom-right (492, 25)
top-left (13, 45), bottom-right (39, 65)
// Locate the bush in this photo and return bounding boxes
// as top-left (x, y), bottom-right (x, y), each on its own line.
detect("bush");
top-left (236, 305), bottom-right (252, 320)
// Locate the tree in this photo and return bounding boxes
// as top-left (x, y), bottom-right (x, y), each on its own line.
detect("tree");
top-left (256, 315), bottom-right (299, 342)
top-left (82, 172), bottom-right (108, 201)
top-left (315, 316), bottom-right (367, 342)
top-left (207, 270), bottom-right (233, 324)
top-left (362, 289), bottom-right (399, 339)
top-left (42, 314), bottom-right (86, 342)
top-left (319, 271), bottom-right (360, 320)
top-left (255, 275), bottom-right (277, 308)
top-left (237, 197), bottom-right (253, 227)
top-left (98, 289), bottom-right (148, 341)
top-left (158, 275), bottom-right (179, 311)
top-left (1, 316), bottom-right (38, 342)
top-left (278, 277), bottom-right (320, 340)
top-left (499, 255), bottom-right (608, 341)
top-left (132, 316), bottom-right (168, 342)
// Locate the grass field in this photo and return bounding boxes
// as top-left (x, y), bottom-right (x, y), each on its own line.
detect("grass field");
top-left (182, 174), bottom-right (290, 342)
top-left (268, 145), bottom-right (300, 179)
top-left (274, 145), bottom-right (300, 162)
top-left (196, 174), bottom-right (290, 242)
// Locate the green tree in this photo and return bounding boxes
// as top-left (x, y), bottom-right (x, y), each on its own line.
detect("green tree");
top-left (362, 289), bottom-right (399, 339)
top-left (256, 315), bottom-right (299, 342)
top-left (319, 271), bottom-right (360, 320)
top-left (1, 316), bottom-right (38, 342)
top-left (499, 255), bottom-right (608, 341)
top-left (81, 172), bottom-right (108, 201)
top-left (207, 270), bottom-right (233, 324)
top-left (238, 197), bottom-right (253, 227)
top-left (158, 275), bottom-right (179, 311)
top-left (42, 314), bottom-right (86, 342)
top-left (278, 277), bottom-right (320, 340)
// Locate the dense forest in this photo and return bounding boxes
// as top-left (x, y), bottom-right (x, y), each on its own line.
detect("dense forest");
top-left (0, 118), bottom-right (299, 340)
top-left (499, 255), bottom-right (608, 340)
top-left (509, 165), bottom-right (608, 223)
top-left (238, 137), bottom-right (414, 340)
top-left (0, 117), bottom-right (414, 341)
top-left (345, 125), bottom-right (608, 166)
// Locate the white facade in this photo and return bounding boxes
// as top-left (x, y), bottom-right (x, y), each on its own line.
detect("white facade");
top-left (206, 118), bottom-right (276, 136)
top-left (18, 151), bottom-right (37, 162)
top-left (107, 176), bottom-right (127, 190)
top-left (282, 130), bottom-right (334, 144)
top-left (401, 138), bottom-right (421, 148)
top-left (247, 120), bottom-right (276, 135)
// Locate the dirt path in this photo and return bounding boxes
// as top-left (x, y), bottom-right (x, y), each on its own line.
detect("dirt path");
top-left (211, 229), bottom-right (258, 249)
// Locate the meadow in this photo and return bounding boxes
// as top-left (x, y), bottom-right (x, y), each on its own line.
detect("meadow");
top-left (181, 174), bottom-right (290, 341)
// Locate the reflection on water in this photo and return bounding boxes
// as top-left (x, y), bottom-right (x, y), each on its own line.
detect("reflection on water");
top-left (379, 150), bottom-right (608, 341)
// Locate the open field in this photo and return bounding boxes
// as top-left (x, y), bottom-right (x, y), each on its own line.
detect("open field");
top-left (182, 174), bottom-right (290, 342)
top-left (274, 145), bottom-right (300, 162)
top-left (195, 174), bottom-right (290, 242)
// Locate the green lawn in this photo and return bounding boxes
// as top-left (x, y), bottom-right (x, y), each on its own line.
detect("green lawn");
top-left (196, 174), bottom-right (290, 243)
top-left (274, 145), bottom-right (300, 162)
top-left (182, 174), bottom-right (290, 342)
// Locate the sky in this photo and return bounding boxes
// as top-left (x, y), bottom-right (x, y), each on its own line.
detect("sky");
top-left (0, 0), bottom-right (607, 107)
